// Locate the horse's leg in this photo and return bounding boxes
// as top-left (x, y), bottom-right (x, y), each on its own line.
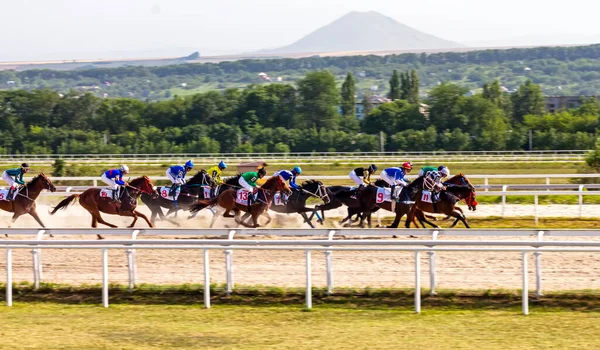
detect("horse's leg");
top-left (6, 213), bottom-right (22, 236)
top-left (300, 212), bottom-right (314, 228)
top-left (449, 210), bottom-right (470, 228)
top-left (262, 212), bottom-right (272, 226)
top-left (28, 209), bottom-right (46, 228)
top-left (417, 211), bottom-right (441, 229)
top-left (133, 210), bottom-right (153, 228)
top-left (91, 215), bottom-right (98, 228)
top-left (94, 212), bottom-right (118, 228)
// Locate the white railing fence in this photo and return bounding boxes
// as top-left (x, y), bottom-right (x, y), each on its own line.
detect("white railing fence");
top-left (2, 228), bottom-right (600, 315)
top-left (0, 150), bottom-right (590, 164)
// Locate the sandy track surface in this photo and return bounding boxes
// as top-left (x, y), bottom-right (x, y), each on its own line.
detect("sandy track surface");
top-left (0, 204), bottom-right (599, 291)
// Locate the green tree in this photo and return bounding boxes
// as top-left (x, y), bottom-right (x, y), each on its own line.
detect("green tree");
top-left (340, 72), bottom-right (356, 117)
top-left (51, 159), bottom-right (65, 177)
top-left (512, 80), bottom-right (545, 122)
top-left (408, 70), bottom-right (420, 104)
top-left (296, 71), bottom-right (340, 129)
top-left (388, 70), bottom-right (401, 100)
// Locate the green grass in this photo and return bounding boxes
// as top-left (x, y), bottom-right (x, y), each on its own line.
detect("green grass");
top-left (1, 284), bottom-right (600, 349)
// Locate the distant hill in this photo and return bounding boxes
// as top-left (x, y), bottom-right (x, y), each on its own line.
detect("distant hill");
top-left (261, 11), bottom-right (463, 54)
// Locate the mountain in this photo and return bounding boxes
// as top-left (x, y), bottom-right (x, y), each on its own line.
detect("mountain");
top-left (261, 11), bottom-right (463, 54)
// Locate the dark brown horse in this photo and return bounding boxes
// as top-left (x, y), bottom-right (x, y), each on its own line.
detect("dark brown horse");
top-left (50, 176), bottom-right (157, 239)
top-left (0, 173), bottom-right (56, 232)
top-left (407, 177), bottom-right (477, 229)
top-left (189, 175), bottom-right (291, 228)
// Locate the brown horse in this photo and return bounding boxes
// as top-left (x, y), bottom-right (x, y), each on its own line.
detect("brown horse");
top-left (189, 175), bottom-right (291, 228)
top-left (50, 176), bottom-right (157, 238)
top-left (407, 175), bottom-right (477, 229)
top-left (0, 173), bottom-right (56, 233)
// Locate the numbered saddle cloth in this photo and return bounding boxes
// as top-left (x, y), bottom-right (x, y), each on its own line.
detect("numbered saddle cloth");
top-left (201, 186), bottom-right (211, 199)
top-left (375, 187), bottom-right (392, 203)
top-left (235, 189), bottom-right (251, 205)
top-left (158, 186), bottom-right (175, 201)
top-left (273, 192), bottom-right (290, 206)
top-left (99, 188), bottom-right (116, 199)
top-left (421, 190), bottom-right (433, 203)
top-left (0, 188), bottom-right (11, 201)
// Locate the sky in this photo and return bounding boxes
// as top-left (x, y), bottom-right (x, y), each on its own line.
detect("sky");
top-left (1, 0), bottom-right (600, 61)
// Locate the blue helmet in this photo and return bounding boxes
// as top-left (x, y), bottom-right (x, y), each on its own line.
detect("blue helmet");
top-left (292, 166), bottom-right (302, 175)
top-left (184, 160), bottom-right (194, 169)
top-left (218, 161), bottom-right (227, 169)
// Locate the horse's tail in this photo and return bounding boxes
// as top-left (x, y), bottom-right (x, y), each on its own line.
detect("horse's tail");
top-left (49, 194), bottom-right (79, 215)
top-left (190, 197), bottom-right (218, 214)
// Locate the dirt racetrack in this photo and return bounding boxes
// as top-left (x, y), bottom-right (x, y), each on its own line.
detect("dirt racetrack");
top-left (0, 203), bottom-right (599, 292)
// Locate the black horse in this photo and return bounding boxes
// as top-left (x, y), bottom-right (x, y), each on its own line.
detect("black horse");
top-left (141, 170), bottom-right (216, 225)
top-left (263, 180), bottom-right (330, 228)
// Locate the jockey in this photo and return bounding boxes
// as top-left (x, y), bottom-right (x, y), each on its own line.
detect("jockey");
top-left (166, 160), bottom-right (194, 206)
top-left (206, 161), bottom-right (227, 185)
top-left (380, 162), bottom-right (413, 200)
top-left (239, 167), bottom-right (267, 203)
top-left (424, 166), bottom-right (451, 202)
top-left (100, 165), bottom-right (129, 203)
top-left (273, 166), bottom-right (301, 191)
top-left (418, 165), bottom-right (439, 177)
top-left (349, 164), bottom-right (377, 187)
top-left (2, 163), bottom-right (29, 201)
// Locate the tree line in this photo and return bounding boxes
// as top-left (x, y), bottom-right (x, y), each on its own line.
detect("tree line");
top-left (0, 70), bottom-right (599, 155)
top-left (4, 44), bottom-right (600, 99)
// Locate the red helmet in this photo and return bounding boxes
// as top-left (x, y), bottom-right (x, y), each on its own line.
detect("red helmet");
top-left (402, 162), bottom-right (413, 172)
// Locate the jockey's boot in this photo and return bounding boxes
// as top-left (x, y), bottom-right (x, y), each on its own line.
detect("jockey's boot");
top-left (391, 185), bottom-right (397, 200)
top-left (113, 188), bottom-right (121, 203)
top-left (7, 187), bottom-right (15, 201)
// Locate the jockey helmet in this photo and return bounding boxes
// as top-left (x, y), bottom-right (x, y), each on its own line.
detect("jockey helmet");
top-left (402, 162), bottom-right (413, 172)
top-left (292, 166), bottom-right (302, 175)
top-left (218, 161), bottom-right (227, 169)
top-left (258, 167), bottom-right (267, 177)
top-left (437, 165), bottom-right (446, 171)
top-left (120, 165), bottom-right (129, 173)
top-left (21, 163), bottom-right (29, 170)
top-left (439, 166), bottom-right (450, 177)
top-left (184, 160), bottom-right (194, 169)
top-left (368, 164), bottom-right (378, 173)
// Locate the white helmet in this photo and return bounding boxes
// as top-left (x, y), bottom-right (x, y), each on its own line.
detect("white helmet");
top-left (439, 167), bottom-right (450, 177)
top-left (120, 165), bottom-right (129, 173)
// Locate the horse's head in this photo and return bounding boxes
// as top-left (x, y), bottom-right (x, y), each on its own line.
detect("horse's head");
top-left (32, 172), bottom-right (56, 192)
top-left (466, 189), bottom-right (477, 211)
top-left (188, 170), bottom-right (215, 187)
top-left (302, 180), bottom-right (330, 204)
top-left (445, 173), bottom-right (474, 191)
top-left (265, 175), bottom-right (292, 195)
top-left (130, 176), bottom-right (156, 195)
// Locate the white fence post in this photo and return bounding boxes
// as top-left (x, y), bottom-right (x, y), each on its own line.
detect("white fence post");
top-left (415, 251), bottom-right (421, 314)
top-left (579, 185), bottom-right (584, 219)
top-left (325, 230), bottom-right (335, 295)
top-left (428, 230), bottom-right (439, 296)
top-left (225, 230), bottom-right (235, 294)
top-left (305, 250), bottom-right (312, 310)
top-left (534, 195), bottom-right (539, 226)
top-left (204, 249), bottom-right (211, 309)
top-left (126, 230), bottom-right (140, 292)
top-left (6, 248), bottom-right (12, 307)
top-left (501, 185), bottom-right (507, 218)
top-left (522, 251), bottom-right (529, 315)
top-left (32, 229), bottom-right (45, 290)
top-left (102, 248), bottom-right (109, 308)
top-left (535, 231), bottom-right (544, 297)
top-left (484, 177), bottom-right (489, 192)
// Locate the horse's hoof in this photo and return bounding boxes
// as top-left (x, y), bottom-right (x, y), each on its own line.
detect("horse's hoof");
top-left (392, 235), bottom-right (398, 238)
top-left (49, 234), bottom-right (54, 238)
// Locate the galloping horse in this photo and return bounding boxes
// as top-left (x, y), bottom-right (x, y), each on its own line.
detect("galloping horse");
top-left (141, 170), bottom-right (216, 225)
top-left (265, 180), bottom-right (330, 228)
top-left (189, 175), bottom-right (291, 228)
top-left (0, 173), bottom-right (56, 232)
top-left (408, 174), bottom-right (477, 228)
top-left (50, 176), bottom-right (157, 239)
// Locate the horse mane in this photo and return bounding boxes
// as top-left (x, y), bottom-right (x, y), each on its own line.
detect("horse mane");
top-left (374, 179), bottom-right (388, 187)
top-left (188, 170), bottom-right (208, 184)
top-left (262, 174), bottom-right (283, 189)
top-left (301, 179), bottom-right (321, 187)
top-left (447, 173), bottom-right (474, 190)
top-left (224, 174), bottom-right (241, 185)
top-left (27, 173), bottom-right (44, 185)
top-left (129, 176), bottom-right (151, 186)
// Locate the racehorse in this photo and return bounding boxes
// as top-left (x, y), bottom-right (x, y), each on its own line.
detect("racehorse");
top-left (350, 176), bottom-right (424, 228)
top-left (310, 179), bottom-right (387, 227)
top-left (189, 175), bottom-right (291, 228)
top-left (0, 173), bottom-right (56, 233)
top-left (141, 170), bottom-right (216, 225)
top-left (408, 174), bottom-right (477, 228)
top-left (264, 180), bottom-right (330, 228)
top-left (50, 176), bottom-right (157, 239)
